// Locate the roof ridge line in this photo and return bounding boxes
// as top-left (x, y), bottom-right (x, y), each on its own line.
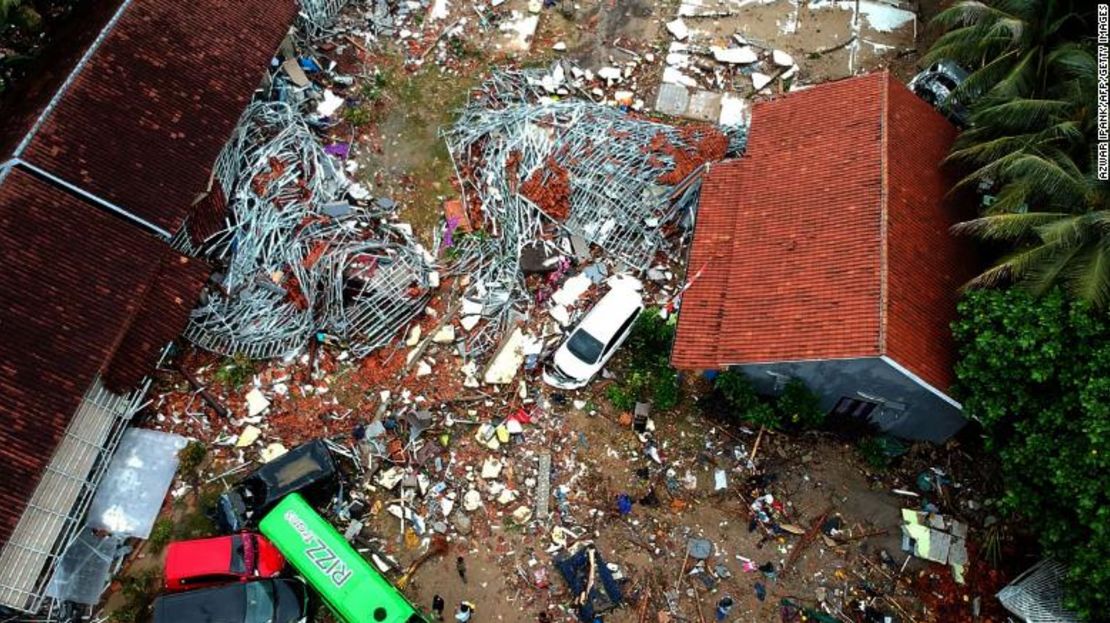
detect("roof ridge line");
top-left (877, 70), bottom-right (891, 355)
top-left (11, 0), bottom-right (136, 159)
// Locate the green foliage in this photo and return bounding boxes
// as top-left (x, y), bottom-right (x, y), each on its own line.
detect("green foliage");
top-left (606, 384), bottom-right (635, 412)
top-left (447, 36), bottom-right (478, 59)
top-left (360, 71), bottom-right (390, 104)
top-left (178, 441), bottom-right (207, 480)
top-left (714, 372), bottom-right (823, 431)
top-left (109, 570), bottom-right (159, 622)
top-left (146, 519), bottom-right (174, 554)
top-left (926, 3), bottom-right (1109, 305)
top-left (924, 1), bottom-right (1091, 105)
top-left (775, 379), bottom-right (824, 428)
top-left (856, 436), bottom-right (893, 470)
top-left (343, 105), bottom-right (373, 128)
top-left (953, 288), bottom-right (1110, 619)
top-left (213, 353), bottom-right (255, 388)
top-left (604, 308), bottom-right (681, 411)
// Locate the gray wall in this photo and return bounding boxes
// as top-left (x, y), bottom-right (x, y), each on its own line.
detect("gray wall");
top-left (732, 357), bottom-right (966, 442)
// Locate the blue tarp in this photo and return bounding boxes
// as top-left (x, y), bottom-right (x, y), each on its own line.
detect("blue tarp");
top-left (554, 545), bottom-right (624, 622)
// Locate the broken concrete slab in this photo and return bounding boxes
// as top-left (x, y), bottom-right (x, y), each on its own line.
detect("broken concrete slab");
top-left (655, 83), bottom-right (691, 117)
top-left (718, 92), bottom-right (749, 126)
top-left (245, 388), bottom-right (270, 417)
top-left (666, 18), bottom-right (689, 41)
top-left (712, 46), bottom-right (758, 64)
top-left (684, 90), bottom-right (723, 122)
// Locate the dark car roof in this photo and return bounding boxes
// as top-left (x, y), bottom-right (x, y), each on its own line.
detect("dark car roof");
top-left (152, 578), bottom-right (306, 623)
top-left (250, 439), bottom-right (337, 502)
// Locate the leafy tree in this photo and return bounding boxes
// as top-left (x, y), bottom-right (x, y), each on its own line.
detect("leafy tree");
top-left (715, 370), bottom-right (776, 428)
top-left (948, 44), bottom-right (1110, 304)
top-left (714, 372), bottom-right (824, 431)
top-left (925, 3), bottom-right (1110, 305)
top-left (924, 0), bottom-right (1090, 106)
top-left (952, 288), bottom-right (1109, 619)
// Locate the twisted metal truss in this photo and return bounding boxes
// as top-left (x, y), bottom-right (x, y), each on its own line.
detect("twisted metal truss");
top-left (184, 102), bottom-right (431, 359)
top-left (440, 67), bottom-right (747, 357)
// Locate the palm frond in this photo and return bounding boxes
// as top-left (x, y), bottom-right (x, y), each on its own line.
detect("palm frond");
top-left (1034, 213), bottom-right (1093, 247)
top-left (1022, 242), bottom-right (1085, 296)
top-left (952, 211), bottom-right (1071, 240)
top-left (969, 98), bottom-right (1072, 131)
top-left (965, 242), bottom-right (1062, 288)
top-left (984, 48), bottom-right (1039, 100)
top-left (1047, 43), bottom-right (1097, 80)
top-left (929, 1), bottom-right (1015, 30)
top-left (1064, 242), bottom-right (1110, 307)
top-left (998, 153), bottom-right (1088, 201)
top-left (985, 181), bottom-right (1033, 214)
top-left (949, 48), bottom-right (1021, 104)
top-left (948, 134), bottom-right (1033, 166)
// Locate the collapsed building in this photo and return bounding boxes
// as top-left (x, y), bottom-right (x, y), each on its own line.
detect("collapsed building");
top-left (441, 68), bottom-right (747, 358)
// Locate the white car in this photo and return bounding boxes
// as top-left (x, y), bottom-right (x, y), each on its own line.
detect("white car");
top-left (543, 286), bottom-right (644, 389)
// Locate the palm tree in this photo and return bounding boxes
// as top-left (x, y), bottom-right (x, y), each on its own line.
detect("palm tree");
top-left (923, 3), bottom-right (1109, 305)
top-left (923, 0), bottom-right (1090, 105)
top-left (948, 42), bottom-right (1109, 304)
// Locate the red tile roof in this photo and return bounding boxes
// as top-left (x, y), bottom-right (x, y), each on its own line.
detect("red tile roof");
top-left (0, 0), bottom-right (127, 158)
top-left (672, 72), bottom-right (975, 394)
top-left (15, 0), bottom-right (297, 234)
top-left (0, 169), bottom-right (207, 546)
top-left (102, 252), bottom-right (211, 392)
top-left (0, 0), bottom-right (293, 551)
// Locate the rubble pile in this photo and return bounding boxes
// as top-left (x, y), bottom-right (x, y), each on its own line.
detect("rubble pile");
top-left (183, 101), bottom-right (435, 359)
top-left (440, 67), bottom-right (746, 357)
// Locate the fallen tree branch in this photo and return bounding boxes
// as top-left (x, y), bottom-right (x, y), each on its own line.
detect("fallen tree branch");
top-left (177, 362), bottom-right (230, 419)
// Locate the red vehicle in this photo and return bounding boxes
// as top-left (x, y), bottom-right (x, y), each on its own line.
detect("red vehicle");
top-left (163, 532), bottom-right (285, 591)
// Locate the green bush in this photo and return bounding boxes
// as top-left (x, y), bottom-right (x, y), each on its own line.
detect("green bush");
top-left (775, 379), bottom-right (824, 428)
top-left (146, 519), bottom-right (173, 554)
top-left (604, 308), bottom-right (682, 411)
top-left (714, 372), bottom-right (823, 431)
top-left (953, 288), bottom-right (1110, 619)
top-left (343, 105), bottom-right (372, 127)
top-left (606, 384), bottom-right (635, 412)
top-left (178, 441), bottom-right (207, 482)
top-left (213, 354), bottom-right (254, 388)
top-left (715, 371), bottom-right (780, 428)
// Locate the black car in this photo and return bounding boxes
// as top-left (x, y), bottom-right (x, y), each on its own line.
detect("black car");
top-left (152, 578), bottom-right (308, 623)
top-left (908, 60), bottom-right (971, 127)
top-left (216, 439), bottom-right (338, 532)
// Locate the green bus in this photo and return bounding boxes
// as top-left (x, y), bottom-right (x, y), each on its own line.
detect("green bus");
top-left (259, 494), bottom-right (426, 623)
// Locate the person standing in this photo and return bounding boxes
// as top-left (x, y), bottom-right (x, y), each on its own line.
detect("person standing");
top-left (455, 601), bottom-right (475, 622)
top-left (715, 595), bottom-right (734, 621)
top-left (456, 556), bottom-right (468, 584)
top-left (432, 594), bottom-right (445, 621)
